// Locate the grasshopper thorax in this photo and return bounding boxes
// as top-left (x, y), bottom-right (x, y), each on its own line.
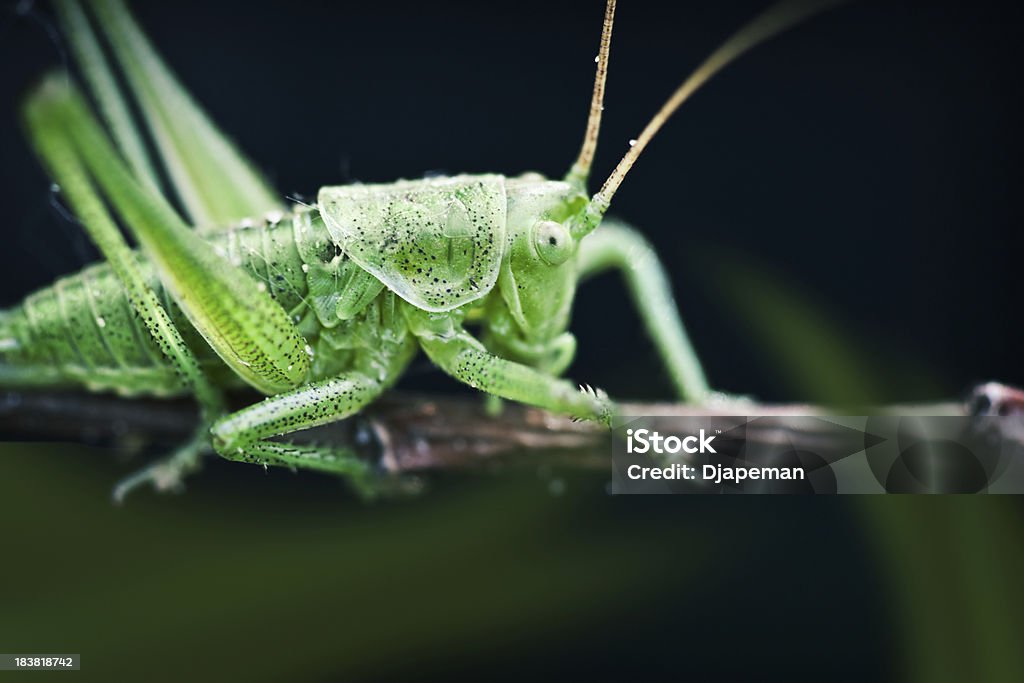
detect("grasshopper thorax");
top-left (317, 173), bottom-right (589, 331)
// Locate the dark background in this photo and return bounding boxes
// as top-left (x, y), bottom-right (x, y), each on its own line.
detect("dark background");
top-left (1, 1), bottom-right (1022, 681)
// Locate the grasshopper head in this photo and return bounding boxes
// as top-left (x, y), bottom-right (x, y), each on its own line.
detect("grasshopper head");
top-left (497, 175), bottom-right (589, 340)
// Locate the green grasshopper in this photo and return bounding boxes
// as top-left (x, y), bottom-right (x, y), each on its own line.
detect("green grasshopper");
top-left (1, 0), bottom-right (835, 499)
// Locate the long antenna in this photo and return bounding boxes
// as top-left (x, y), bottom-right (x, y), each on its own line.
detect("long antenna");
top-left (566, 0), bottom-right (617, 188)
top-left (580, 0), bottom-right (844, 232)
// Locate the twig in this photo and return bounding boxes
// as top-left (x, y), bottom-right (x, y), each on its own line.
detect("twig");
top-left (1, 383), bottom-right (1021, 474)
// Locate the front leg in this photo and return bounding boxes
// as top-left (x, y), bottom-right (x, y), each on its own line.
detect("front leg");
top-left (577, 218), bottom-right (710, 403)
top-left (416, 326), bottom-right (612, 425)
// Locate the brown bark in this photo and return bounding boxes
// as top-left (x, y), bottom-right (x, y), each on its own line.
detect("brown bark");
top-left (3, 383), bottom-right (1020, 474)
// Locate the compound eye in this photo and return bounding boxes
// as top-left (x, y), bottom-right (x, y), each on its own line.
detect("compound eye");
top-left (533, 220), bottom-right (573, 265)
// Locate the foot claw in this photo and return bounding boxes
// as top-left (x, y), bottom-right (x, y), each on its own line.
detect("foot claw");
top-left (574, 383), bottom-right (614, 427)
top-left (112, 438), bottom-right (207, 503)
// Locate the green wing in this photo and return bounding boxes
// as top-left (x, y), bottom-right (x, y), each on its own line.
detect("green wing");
top-left (318, 175), bottom-right (507, 312)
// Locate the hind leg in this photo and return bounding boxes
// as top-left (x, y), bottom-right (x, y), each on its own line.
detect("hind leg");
top-left (23, 79), bottom-right (227, 499)
top-left (56, 0), bottom-right (282, 229)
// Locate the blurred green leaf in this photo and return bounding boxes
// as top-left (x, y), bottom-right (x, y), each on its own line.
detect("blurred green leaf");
top-left (0, 443), bottom-right (715, 681)
top-left (704, 248), bottom-right (885, 405)
top-left (703, 247), bottom-right (1024, 683)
